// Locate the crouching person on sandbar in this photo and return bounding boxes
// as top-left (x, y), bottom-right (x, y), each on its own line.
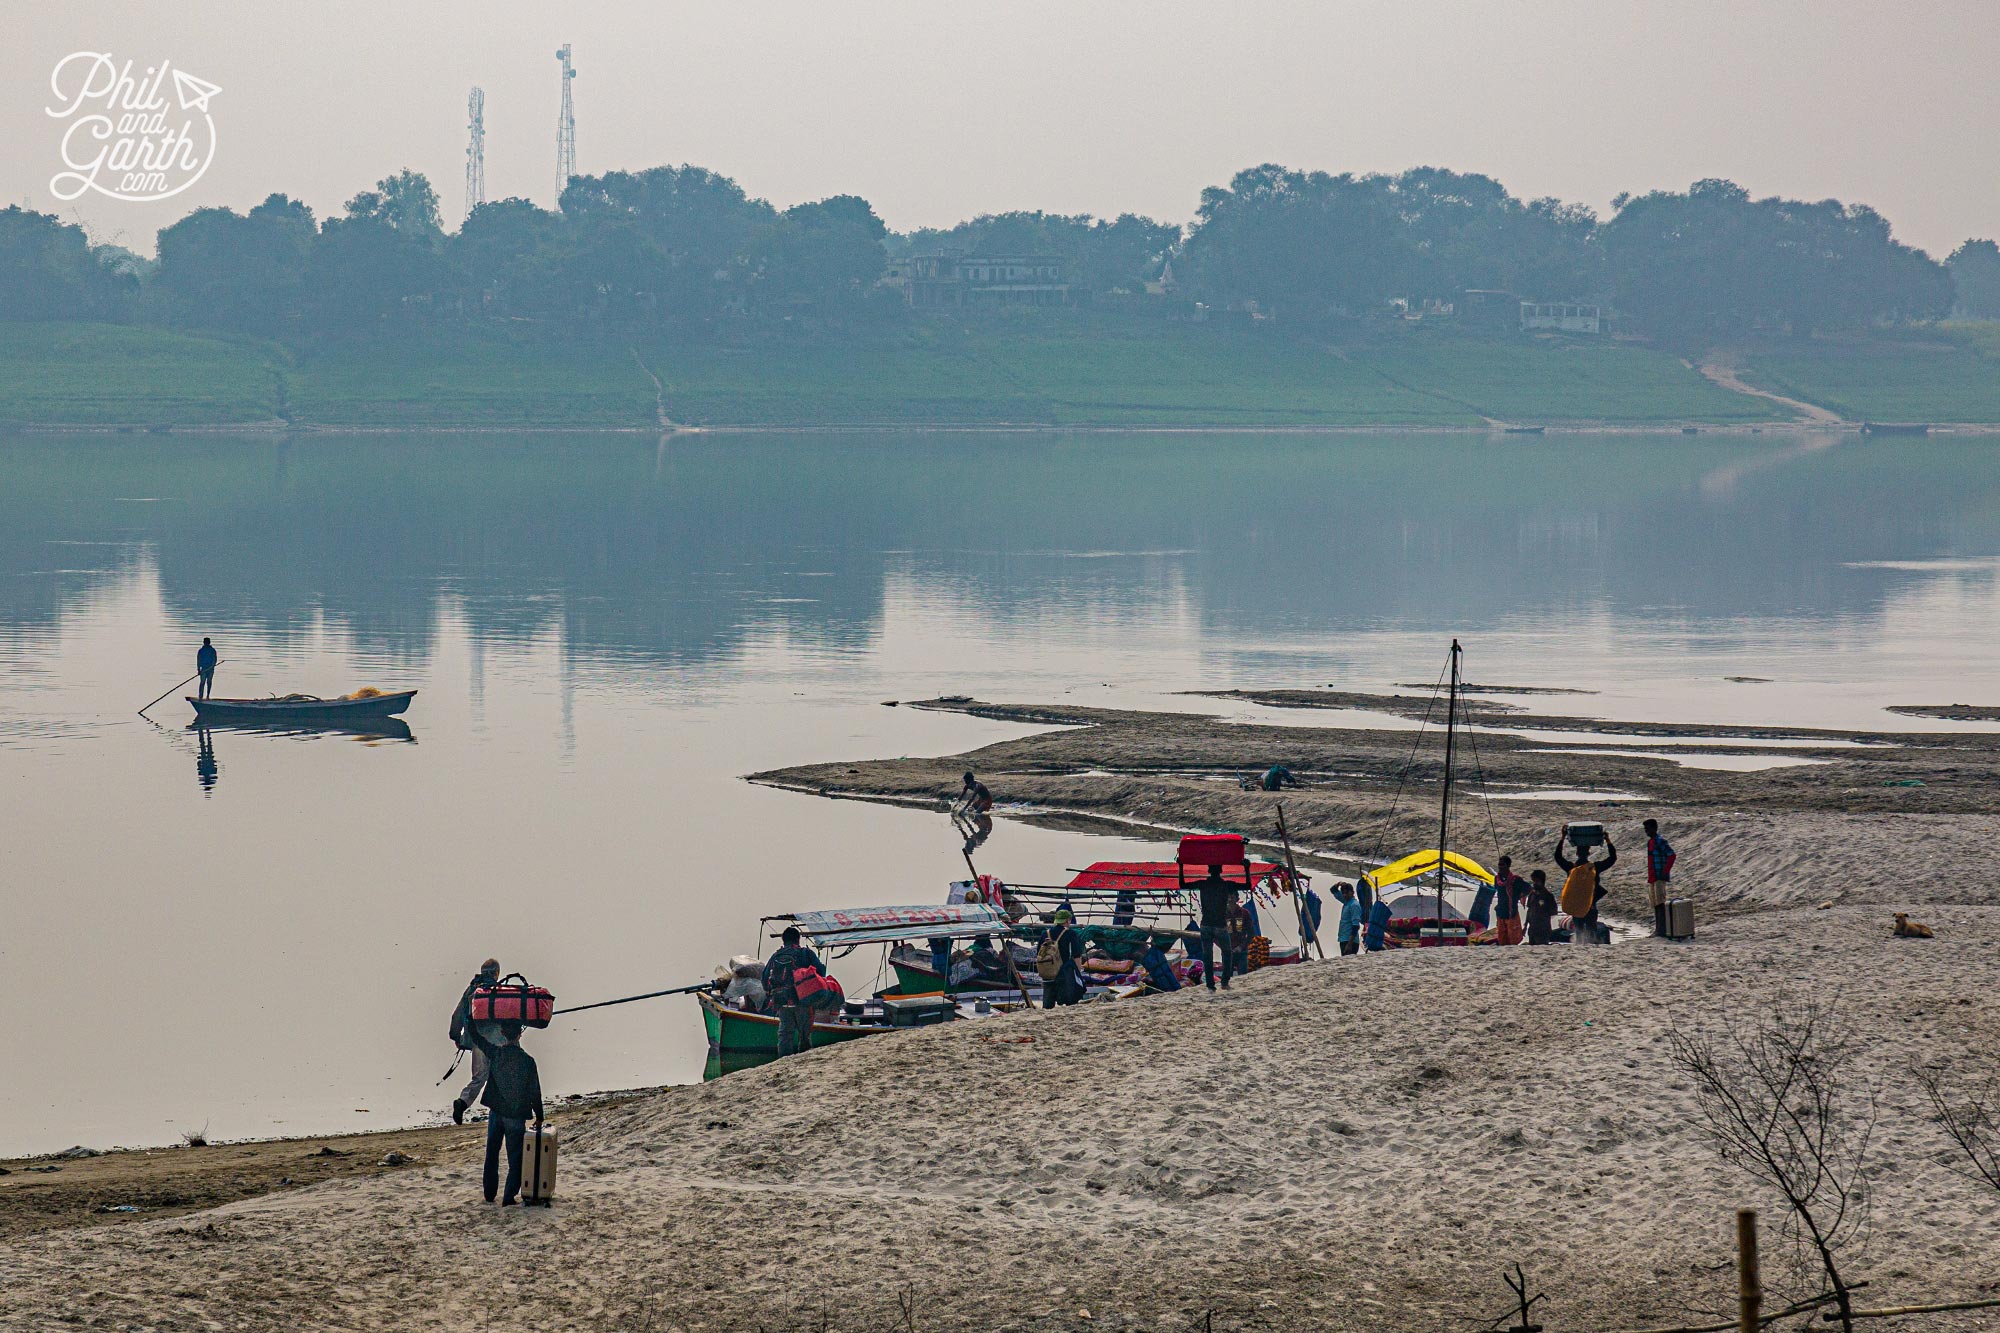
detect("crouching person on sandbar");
top-left (465, 1019), bottom-right (543, 1205)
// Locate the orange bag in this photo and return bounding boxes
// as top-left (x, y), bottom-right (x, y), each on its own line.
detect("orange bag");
top-left (1559, 864), bottom-right (1597, 919)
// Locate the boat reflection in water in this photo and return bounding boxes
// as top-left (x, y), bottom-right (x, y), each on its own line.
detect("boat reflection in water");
top-left (703, 1050), bottom-right (780, 1081)
top-left (184, 717), bottom-right (415, 793)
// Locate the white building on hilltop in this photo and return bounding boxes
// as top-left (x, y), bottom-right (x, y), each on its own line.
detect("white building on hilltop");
top-left (1520, 301), bottom-right (1602, 334)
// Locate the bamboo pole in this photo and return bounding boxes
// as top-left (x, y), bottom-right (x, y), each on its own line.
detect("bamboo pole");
top-left (1737, 1209), bottom-right (1760, 1333)
top-left (1609, 1295), bottom-right (1834, 1333)
top-left (1833, 1297), bottom-right (2000, 1320)
top-left (1274, 804), bottom-right (1325, 959)
top-left (139, 665), bottom-right (218, 716)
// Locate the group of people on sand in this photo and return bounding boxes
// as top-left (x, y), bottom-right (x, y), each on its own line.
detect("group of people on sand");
top-left (1323, 817), bottom-right (1679, 950)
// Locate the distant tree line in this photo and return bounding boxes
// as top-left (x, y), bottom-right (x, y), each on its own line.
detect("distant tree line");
top-left (1, 161), bottom-right (1988, 342)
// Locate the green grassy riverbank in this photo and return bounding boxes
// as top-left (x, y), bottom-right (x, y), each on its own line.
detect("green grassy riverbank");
top-left (4, 315), bottom-right (1996, 431)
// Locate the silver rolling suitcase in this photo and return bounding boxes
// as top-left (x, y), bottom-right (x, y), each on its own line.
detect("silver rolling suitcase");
top-left (522, 1122), bottom-right (558, 1206)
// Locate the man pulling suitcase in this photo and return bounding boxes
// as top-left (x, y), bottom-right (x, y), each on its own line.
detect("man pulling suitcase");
top-left (463, 1019), bottom-right (545, 1205)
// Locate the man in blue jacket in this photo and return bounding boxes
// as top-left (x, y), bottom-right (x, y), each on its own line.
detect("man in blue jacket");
top-left (1335, 882), bottom-right (1362, 956)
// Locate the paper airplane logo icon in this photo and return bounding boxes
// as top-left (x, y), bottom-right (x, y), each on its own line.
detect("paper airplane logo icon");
top-left (171, 68), bottom-right (221, 113)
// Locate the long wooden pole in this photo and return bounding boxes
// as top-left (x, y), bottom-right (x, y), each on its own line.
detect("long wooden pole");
top-left (964, 848), bottom-right (1038, 1006)
top-left (1833, 1297), bottom-right (2000, 1319)
top-left (1736, 1209), bottom-right (1761, 1333)
top-left (1435, 640), bottom-right (1460, 932)
top-left (139, 665), bottom-right (219, 717)
top-left (554, 980), bottom-right (713, 1015)
top-left (1274, 804), bottom-right (1324, 960)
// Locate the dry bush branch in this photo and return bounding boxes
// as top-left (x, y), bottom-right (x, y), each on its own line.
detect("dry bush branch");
top-left (1913, 1057), bottom-right (2000, 1192)
top-left (1667, 990), bottom-right (1876, 1333)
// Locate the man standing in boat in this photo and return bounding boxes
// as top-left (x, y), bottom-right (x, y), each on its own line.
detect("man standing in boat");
top-left (195, 637), bottom-right (219, 700)
top-left (761, 926), bottom-right (823, 1058)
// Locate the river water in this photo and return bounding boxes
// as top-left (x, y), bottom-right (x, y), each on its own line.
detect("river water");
top-left (6, 429), bottom-right (2000, 1154)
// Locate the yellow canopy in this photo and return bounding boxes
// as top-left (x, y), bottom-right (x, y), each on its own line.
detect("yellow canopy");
top-left (1358, 849), bottom-right (1493, 892)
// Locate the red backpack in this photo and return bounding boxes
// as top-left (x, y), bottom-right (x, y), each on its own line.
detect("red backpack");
top-left (791, 963), bottom-right (838, 1008)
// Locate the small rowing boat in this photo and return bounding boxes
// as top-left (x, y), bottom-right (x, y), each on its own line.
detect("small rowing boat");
top-left (188, 689), bottom-right (417, 723)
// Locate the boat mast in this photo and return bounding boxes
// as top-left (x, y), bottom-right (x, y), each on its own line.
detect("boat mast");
top-left (1436, 639), bottom-right (1461, 930)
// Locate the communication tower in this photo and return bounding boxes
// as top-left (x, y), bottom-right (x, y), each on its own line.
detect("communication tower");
top-left (555, 45), bottom-right (576, 200)
top-left (464, 87), bottom-right (486, 219)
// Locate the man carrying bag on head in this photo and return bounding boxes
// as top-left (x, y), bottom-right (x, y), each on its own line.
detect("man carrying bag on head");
top-left (447, 958), bottom-right (502, 1125)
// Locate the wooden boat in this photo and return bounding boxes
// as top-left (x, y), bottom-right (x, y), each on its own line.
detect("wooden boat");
top-left (701, 989), bottom-right (1060, 1054)
top-left (885, 940), bottom-right (1045, 997)
top-left (1861, 422), bottom-right (1930, 437)
top-left (703, 990), bottom-right (906, 1053)
top-left (701, 902), bottom-right (1029, 1054)
top-left (189, 689), bottom-right (417, 723)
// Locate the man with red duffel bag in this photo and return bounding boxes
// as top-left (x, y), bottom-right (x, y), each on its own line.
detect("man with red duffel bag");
top-left (448, 958), bottom-right (502, 1125)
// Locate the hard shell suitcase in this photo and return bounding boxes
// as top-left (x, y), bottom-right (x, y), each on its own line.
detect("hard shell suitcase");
top-left (522, 1122), bottom-right (558, 1206)
top-left (1666, 897), bottom-right (1695, 940)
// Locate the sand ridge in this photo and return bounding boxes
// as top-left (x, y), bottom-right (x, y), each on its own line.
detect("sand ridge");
top-left (754, 694), bottom-right (2000, 915)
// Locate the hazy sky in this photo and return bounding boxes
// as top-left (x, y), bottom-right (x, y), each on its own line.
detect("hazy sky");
top-left (10, 1), bottom-right (1997, 257)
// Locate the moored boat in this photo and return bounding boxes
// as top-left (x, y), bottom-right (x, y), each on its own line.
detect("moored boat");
top-left (700, 990), bottom-right (926, 1053)
top-left (700, 901), bottom-right (1031, 1054)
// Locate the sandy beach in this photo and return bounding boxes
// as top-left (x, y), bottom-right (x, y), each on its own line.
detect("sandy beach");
top-left (3, 904), bottom-right (2000, 1328)
top-left (1, 906), bottom-right (1996, 1331)
top-left (8, 689), bottom-right (2000, 1331)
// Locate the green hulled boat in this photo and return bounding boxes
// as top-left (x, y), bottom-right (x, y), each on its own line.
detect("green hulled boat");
top-left (698, 991), bottom-right (894, 1054)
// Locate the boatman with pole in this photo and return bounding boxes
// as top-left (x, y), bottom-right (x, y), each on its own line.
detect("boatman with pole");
top-left (195, 637), bottom-right (219, 700)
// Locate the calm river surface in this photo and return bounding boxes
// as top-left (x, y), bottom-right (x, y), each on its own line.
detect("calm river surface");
top-left (6, 429), bottom-right (2000, 1154)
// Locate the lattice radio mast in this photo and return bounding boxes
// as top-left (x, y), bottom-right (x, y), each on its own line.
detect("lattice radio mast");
top-left (554, 45), bottom-right (576, 200)
top-left (464, 86), bottom-right (486, 219)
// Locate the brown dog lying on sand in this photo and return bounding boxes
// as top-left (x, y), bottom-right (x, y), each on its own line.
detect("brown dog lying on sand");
top-left (1892, 912), bottom-right (1935, 939)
